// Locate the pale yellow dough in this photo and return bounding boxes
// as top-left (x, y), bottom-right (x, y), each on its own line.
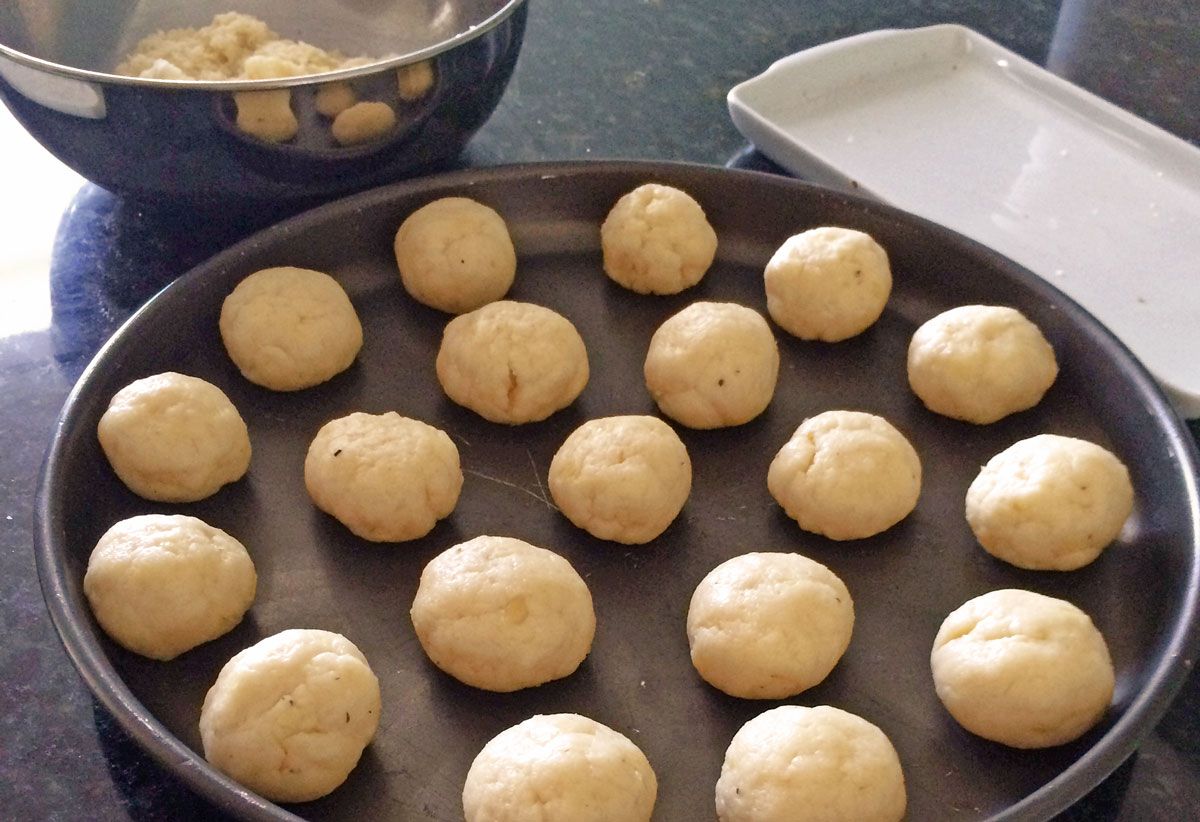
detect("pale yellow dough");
top-left (220, 266), bottom-right (363, 391)
top-left (764, 226), bottom-right (892, 342)
top-left (767, 410), bottom-right (921, 540)
top-left (394, 197), bottom-right (517, 313)
top-left (930, 589), bottom-right (1115, 748)
top-left (549, 415), bottom-right (692, 544)
top-left (411, 535), bottom-right (595, 692)
top-left (436, 301), bottom-right (589, 424)
top-left (907, 304), bottom-right (1058, 424)
top-left (966, 434), bottom-right (1134, 570)
top-left (687, 552), bottom-right (853, 699)
top-left (84, 514), bottom-right (256, 661)
top-left (97, 371), bottom-right (251, 502)
top-left (304, 412), bottom-right (462, 542)
top-left (200, 629), bottom-right (381, 803)
top-left (331, 101), bottom-right (397, 146)
top-left (600, 183), bottom-right (718, 295)
top-left (644, 301), bottom-right (779, 429)
top-left (463, 713), bottom-right (657, 822)
top-left (715, 705), bottom-right (906, 822)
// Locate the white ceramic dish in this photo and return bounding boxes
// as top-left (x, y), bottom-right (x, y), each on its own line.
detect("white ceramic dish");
top-left (728, 24), bottom-right (1200, 418)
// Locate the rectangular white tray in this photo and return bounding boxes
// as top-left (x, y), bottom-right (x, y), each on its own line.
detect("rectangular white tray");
top-left (729, 24), bottom-right (1200, 418)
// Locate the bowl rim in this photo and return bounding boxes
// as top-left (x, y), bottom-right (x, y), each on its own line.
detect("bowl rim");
top-left (0, 0), bottom-right (527, 91)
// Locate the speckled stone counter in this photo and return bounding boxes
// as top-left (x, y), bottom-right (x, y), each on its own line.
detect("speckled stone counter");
top-left (2, 1), bottom-right (1198, 820)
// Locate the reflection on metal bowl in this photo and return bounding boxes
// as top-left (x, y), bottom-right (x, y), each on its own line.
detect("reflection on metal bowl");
top-left (0, 1), bottom-right (527, 203)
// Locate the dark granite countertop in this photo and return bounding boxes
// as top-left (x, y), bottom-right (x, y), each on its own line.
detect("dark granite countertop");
top-left (2, 1), bottom-right (1198, 819)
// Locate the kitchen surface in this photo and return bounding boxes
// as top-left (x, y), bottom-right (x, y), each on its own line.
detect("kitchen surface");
top-left (3, 1), bottom-right (1199, 820)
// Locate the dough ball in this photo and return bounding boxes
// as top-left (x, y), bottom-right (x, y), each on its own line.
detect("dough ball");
top-left (644, 301), bottom-right (779, 429)
top-left (600, 183), bottom-right (718, 295)
top-left (331, 100), bottom-right (397, 146)
top-left (394, 197), bottom-right (517, 314)
top-left (907, 305), bottom-right (1058, 424)
top-left (397, 60), bottom-right (435, 100)
top-left (687, 552), bottom-right (853, 699)
top-left (715, 705), bottom-right (906, 822)
top-left (315, 80), bottom-right (356, 117)
top-left (549, 415), bottom-right (692, 544)
top-left (767, 410), bottom-right (921, 540)
top-left (304, 412), bottom-right (462, 542)
top-left (234, 89), bottom-right (298, 143)
top-left (764, 226), bottom-right (892, 342)
top-left (966, 435), bottom-right (1134, 570)
top-left (437, 301), bottom-right (589, 424)
top-left (411, 535), bottom-right (595, 692)
top-left (97, 371), bottom-right (251, 502)
top-left (83, 514), bottom-right (256, 661)
top-left (930, 589), bottom-right (1115, 748)
top-left (463, 713), bottom-right (657, 822)
top-left (220, 266), bottom-right (363, 392)
top-left (200, 629), bottom-right (381, 803)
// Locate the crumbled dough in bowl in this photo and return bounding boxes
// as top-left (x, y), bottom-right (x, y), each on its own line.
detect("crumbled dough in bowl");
top-left (930, 589), bottom-right (1115, 748)
top-left (462, 713), bottom-right (657, 822)
top-left (548, 415), bottom-right (692, 544)
top-left (687, 552), bottom-right (853, 698)
top-left (84, 514), bottom-right (256, 661)
top-left (715, 705), bottom-right (906, 822)
top-left (600, 183), bottom-right (718, 295)
top-left (966, 434), bottom-right (1134, 570)
top-left (410, 535), bottom-right (595, 692)
top-left (220, 266), bottom-right (363, 391)
top-left (436, 300), bottom-right (589, 424)
top-left (96, 371), bottom-right (251, 502)
top-left (199, 628), bottom-right (381, 803)
top-left (644, 301), bottom-right (779, 428)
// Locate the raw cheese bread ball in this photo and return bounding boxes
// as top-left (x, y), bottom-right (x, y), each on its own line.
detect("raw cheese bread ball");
top-left (220, 266), bottom-right (363, 391)
top-left (600, 183), bottom-right (718, 295)
top-left (767, 410), bottom-right (921, 540)
top-left (437, 301), bottom-right (589, 424)
top-left (715, 705), bottom-right (906, 822)
top-left (331, 101), bottom-right (397, 146)
top-left (907, 305), bottom-right (1058, 424)
top-left (764, 226), bottom-right (892, 342)
top-left (644, 301), bottom-right (779, 429)
top-left (304, 412), bottom-right (462, 542)
top-left (394, 197), bottom-right (517, 313)
top-left (687, 552), bottom-right (853, 698)
top-left (83, 514), bottom-right (256, 661)
top-left (966, 434), bottom-right (1134, 570)
top-left (233, 90), bottom-right (298, 143)
top-left (97, 371), bottom-right (251, 502)
top-left (200, 629), bottom-right (381, 803)
top-left (549, 415), bottom-right (692, 544)
top-left (411, 535), bottom-right (595, 692)
top-left (463, 713), bottom-right (657, 822)
top-left (931, 589), bottom-right (1115, 748)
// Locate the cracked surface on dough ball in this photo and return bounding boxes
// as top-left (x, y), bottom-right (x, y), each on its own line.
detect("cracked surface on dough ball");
top-left (600, 183), bottom-right (718, 295)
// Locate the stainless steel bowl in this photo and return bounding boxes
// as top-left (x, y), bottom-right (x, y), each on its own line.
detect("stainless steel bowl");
top-left (0, 1), bottom-right (527, 203)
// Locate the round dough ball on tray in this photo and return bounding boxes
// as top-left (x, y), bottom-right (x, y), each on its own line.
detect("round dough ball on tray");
top-left (715, 705), bottom-right (906, 822)
top-left (966, 434), bottom-right (1134, 570)
top-left (304, 411), bottom-right (462, 542)
top-left (463, 713), bottom-right (657, 822)
top-left (200, 628), bottom-right (381, 803)
top-left (930, 589), bottom-right (1115, 749)
top-left (600, 183), bottom-right (718, 295)
top-left (97, 371), bottom-right (251, 502)
top-left (764, 226), bottom-right (892, 342)
top-left (767, 410), bottom-right (921, 541)
top-left (219, 266), bottom-right (363, 391)
top-left (411, 535), bottom-right (596, 692)
top-left (437, 300), bottom-right (589, 424)
top-left (687, 552), bottom-right (853, 699)
top-left (549, 415), bottom-right (692, 545)
top-left (907, 304), bottom-right (1058, 424)
top-left (393, 196), bottom-right (517, 314)
top-left (644, 301), bottom-right (779, 429)
top-left (83, 514), bottom-right (256, 661)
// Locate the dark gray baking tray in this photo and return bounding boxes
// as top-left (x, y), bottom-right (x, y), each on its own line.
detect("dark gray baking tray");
top-left (35, 161), bottom-right (1200, 821)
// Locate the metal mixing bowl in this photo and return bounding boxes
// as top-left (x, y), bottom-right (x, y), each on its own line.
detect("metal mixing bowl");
top-left (0, 1), bottom-right (527, 204)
